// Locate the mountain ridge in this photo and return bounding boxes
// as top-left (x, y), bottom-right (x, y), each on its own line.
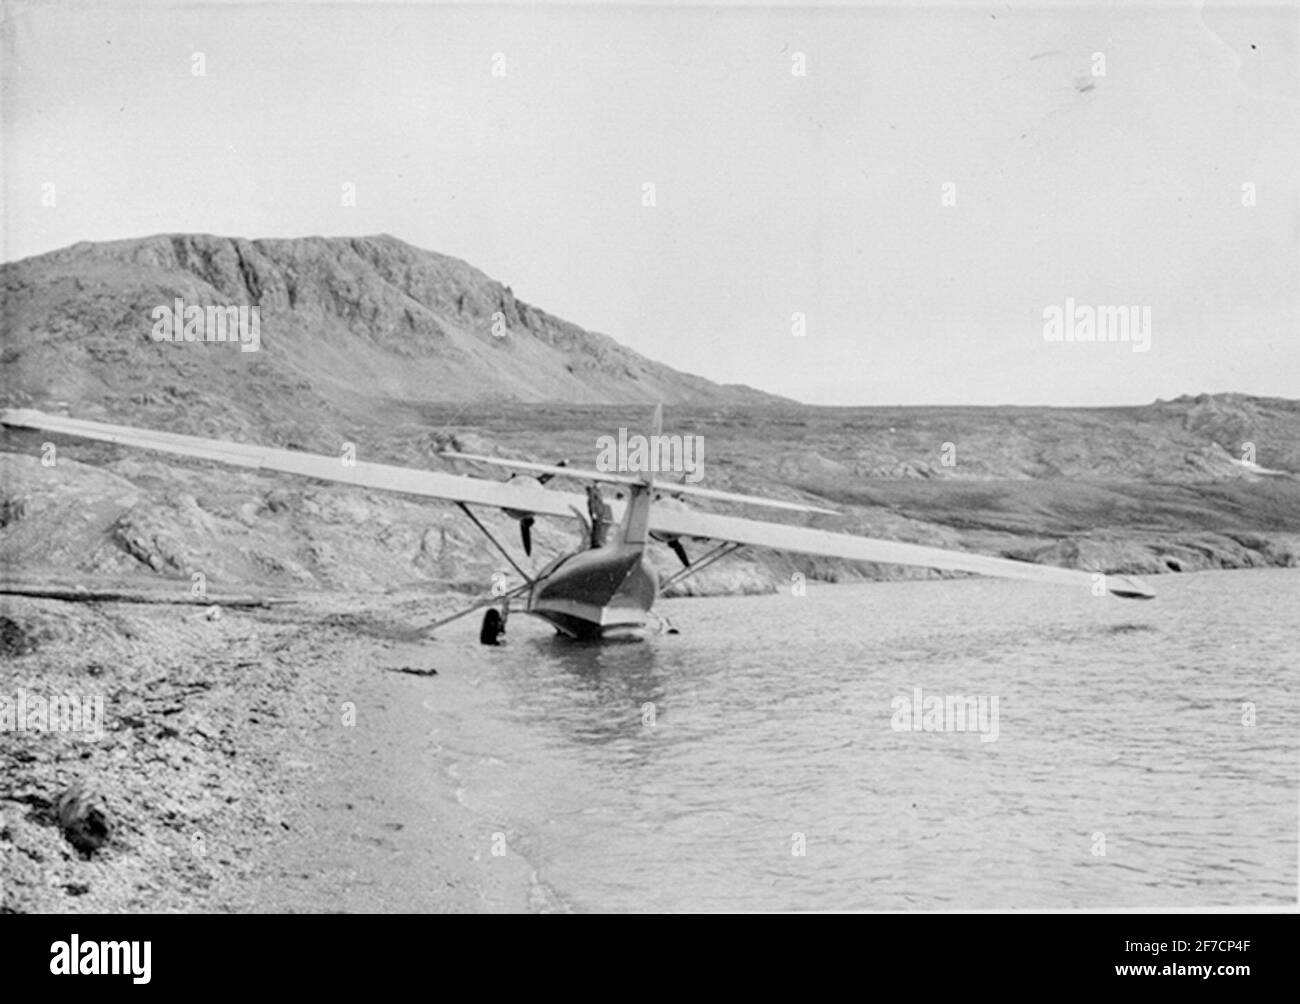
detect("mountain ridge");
top-left (1, 233), bottom-right (789, 422)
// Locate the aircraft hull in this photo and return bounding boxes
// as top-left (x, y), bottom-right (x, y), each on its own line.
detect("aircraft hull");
top-left (527, 546), bottom-right (658, 639)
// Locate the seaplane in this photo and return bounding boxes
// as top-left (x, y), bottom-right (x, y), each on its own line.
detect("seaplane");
top-left (0, 405), bottom-right (1154, 644)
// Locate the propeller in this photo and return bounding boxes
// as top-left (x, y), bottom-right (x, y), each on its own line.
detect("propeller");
top-left (668, 538), bottom-right (691, 568)
top-left (507, 459), bottom-right (567, 557)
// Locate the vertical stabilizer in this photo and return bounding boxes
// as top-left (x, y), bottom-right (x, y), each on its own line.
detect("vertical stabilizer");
top-left (644, 403), bottom-right (662, 487)
top-left (617, 404), bottom-right (662, 545)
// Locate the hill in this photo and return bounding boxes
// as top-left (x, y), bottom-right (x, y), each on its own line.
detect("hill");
top-left (0, 233), bottom-right (785, 435)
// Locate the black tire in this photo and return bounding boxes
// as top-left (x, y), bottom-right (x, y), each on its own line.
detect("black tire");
top-left (480, 608), bottom-right (506, 646)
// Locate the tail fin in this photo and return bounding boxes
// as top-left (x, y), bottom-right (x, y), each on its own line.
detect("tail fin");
top-left (641, 403), bottom-right (662, 487)
top-left (618, 404), bottom-right (661, 545)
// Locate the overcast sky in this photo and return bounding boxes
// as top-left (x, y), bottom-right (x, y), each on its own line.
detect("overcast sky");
top-left (3, 1), bottom-right (1296, 406)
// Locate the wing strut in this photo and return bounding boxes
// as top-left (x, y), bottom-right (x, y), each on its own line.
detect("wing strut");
top-left (418, 579), bottom-right (533, 636)
top-left (455, 503), bottom-right (534, 584)
top-left (660, 541), bottom-right (744, 592)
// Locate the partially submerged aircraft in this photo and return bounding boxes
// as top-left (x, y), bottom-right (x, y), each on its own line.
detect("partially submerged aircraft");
top-left (1, 406), bottom-right (1154, 644)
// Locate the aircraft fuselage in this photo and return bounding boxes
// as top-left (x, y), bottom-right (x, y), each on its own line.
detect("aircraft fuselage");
top-left (524, 479), bottom-right (658, 639)
top-left (527, 543), bottom-right (659, 639)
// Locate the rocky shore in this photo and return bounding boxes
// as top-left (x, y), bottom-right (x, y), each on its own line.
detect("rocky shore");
top-left (0, 586), bottom-right (529, 913)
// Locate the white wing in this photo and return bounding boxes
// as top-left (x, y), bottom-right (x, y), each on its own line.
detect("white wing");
top-left (645, 505), bottom-right (1154, 599)
top-left (1, 408), bottom-right (585, 518)
top-left (2, 409), bottom-right (1154, 599)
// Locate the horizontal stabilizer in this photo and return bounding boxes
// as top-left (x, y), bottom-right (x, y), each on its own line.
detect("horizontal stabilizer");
top-left (440, 452), bottom-right (838, 515)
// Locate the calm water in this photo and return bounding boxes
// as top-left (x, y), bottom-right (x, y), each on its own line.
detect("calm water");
top-left (411, 569), bottom-right (1298, 911)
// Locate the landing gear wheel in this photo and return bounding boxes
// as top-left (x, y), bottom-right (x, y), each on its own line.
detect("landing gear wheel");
top-left (479, 607), bottom-right (507, 646)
